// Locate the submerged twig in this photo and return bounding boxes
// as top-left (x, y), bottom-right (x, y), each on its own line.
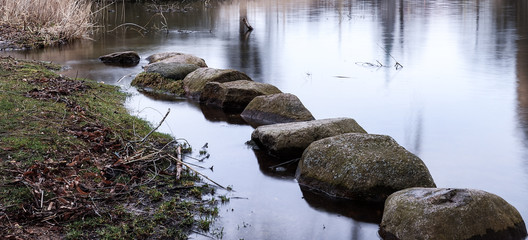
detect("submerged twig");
top-left (268, 158), bottom-right (300, 170)
top-left (107, 23), bottom-right (147, 33)
top-left (377, 43), bottom-right (403, 70)
top-left (242, 17), bottom-right (253, 31)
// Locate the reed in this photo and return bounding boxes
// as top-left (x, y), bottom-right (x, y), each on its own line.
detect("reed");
top-left (0, 0), bottom-right (93, 46)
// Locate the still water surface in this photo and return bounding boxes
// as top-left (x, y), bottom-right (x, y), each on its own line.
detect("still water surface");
top-left (4, 0), bottom-right (528, 239)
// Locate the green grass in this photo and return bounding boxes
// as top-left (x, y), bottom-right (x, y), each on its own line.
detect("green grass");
top-left (0, 56), bottom-right (220, 239)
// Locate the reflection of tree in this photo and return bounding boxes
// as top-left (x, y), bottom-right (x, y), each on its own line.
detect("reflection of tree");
top-left (515, 0), bottom-right (528, 146)
top-left (223, 0), bottom-right (263, 81)
top-left (376, 0), bottom-right (396, 67)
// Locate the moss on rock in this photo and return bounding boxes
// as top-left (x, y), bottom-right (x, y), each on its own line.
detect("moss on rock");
top-left (241, 93), bottom-right (315, 126)
top-left (251, 118), bottom-right (367, 159)
top-left (296, 133), bottom-right (436, 202)
top-left (131, 72), bottom-right (185, 96)
top-left (182, 68), bottom-right (252, 99)
top-left (200, 80), bottom-right (282, 112)
top-left (380, 188), bottom-right (527, 240)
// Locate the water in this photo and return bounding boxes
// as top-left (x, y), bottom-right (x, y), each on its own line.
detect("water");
top-left (3, 0), bottom-right (528, 239)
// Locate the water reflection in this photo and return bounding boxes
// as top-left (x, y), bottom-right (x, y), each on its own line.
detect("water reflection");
top-left (299, 186), bottom-right (384, 224)
top-left (253, 149), bottom-right (298, 179)
top-left (515, 0), bottom-right (528, 161)
top-left (199, 104), bottom-right (247, 124)
top-left (3, 0), bottom-right (528, 239)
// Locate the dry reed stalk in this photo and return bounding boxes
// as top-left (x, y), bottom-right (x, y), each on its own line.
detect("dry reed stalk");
top-left (0, 0), bottom-right (93, 45)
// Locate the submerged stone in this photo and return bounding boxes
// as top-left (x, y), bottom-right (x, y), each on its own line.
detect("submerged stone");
top-left (251, 118), bottom-right (366, 159)
top-left (379, 188), bottom-right (527, 240)
top-left (240, 93), bottom-right (314, 126)
top-left (296, 133), bottom-right (436, 202)
top-left (200, 80), bottom-right (282, 112)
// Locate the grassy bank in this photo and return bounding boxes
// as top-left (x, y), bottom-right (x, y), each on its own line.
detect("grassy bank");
top-left (0, 0), bottom-right (93, 48)
top-left (0, 57), bottom-right (221, 239)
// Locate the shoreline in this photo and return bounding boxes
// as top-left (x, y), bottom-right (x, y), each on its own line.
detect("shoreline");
top-left (0, 55), bottom-right (220, 239)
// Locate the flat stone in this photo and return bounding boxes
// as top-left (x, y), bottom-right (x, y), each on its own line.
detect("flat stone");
top-left (241, 93), bottom-right (314, 126)
top-left (183, 68), bottom-right (252, 99)
top-left (200, 80), bottom-right (282, 112)
top-left (143, 62), bottom-right (199, 80)
top-left (251, 118), bottom-right (366, 159)
top-left (146, 52), bottom-right (207, 67)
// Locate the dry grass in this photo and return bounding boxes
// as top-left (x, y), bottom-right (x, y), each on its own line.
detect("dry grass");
top-left (0, 0), bottom-right (93, 47)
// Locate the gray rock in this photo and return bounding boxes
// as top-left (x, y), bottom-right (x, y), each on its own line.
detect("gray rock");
top-left (251, 118), bottom-right (366, 159)
top-left (240, 93), bottom-right (315, 126)
top-left (144, 62), bottom-right (200, 80)
top-left (99, 51), bottom-right (140, 66)
top-left (200, 80), bottom-right (282, 112)
top-left (146, 52), bottom-right (207, 67)
top-left (183, 68), bottom-right (252, 99)
top-left (296, 133), bottom-right (436, 202)
top-left (379, 188), bottom-right (527, 240)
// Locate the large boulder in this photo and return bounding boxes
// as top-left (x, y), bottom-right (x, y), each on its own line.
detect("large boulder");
top-left (183, 68), bottom-right (252, 99)
top-left (200, 80), bottom-right (282, 112)
top-left (144, 62), bottom-right (200, 80)
top-left (131, 72), bottom-right (185, 96)
top-left (296, 133), bottom-right (436, 202)
top-left (379, 188), bottom-right (527, 240)
top-left (146, 52), bottom-right (207, 67)
top-left (99, 51), bottom-right (140, 66)
top-left (240, 93), bottom-right (314, 126)
top-left (251, 118), bottom-right (366, 159)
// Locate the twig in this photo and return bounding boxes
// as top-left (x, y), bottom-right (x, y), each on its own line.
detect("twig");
top-left (176, 146), bottom-right (183, 180)
top-left (377, 43), bottom-right (403, 69)
top-left (268, 158), bottom-right (299, 170)
top-left (123, 150), bottom-right (162, 165)
top-left (181, 160), bottom-right (208, 170)
top-left (117, 73), bottom-right (133, 83)
top-left (90, 195), bottom-right (102, 217)
top-left (91, 0), bottom-right (118, 16)
top-left (191, 230), bottom-right (216, 239)
top-left (242, 17), bottom-right (253, 31)
top-left (107, 23), bottom-right (148, 33)
top-left (138, 108), bottom-right (170, 143)
top-left (168, 155), bottom-right (231, 191)
top-left (183, 153), bottom-right (210, 162)
top-left (40, 190), bottom-right (44, 209)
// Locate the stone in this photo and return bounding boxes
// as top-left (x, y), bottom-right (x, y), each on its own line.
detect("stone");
top-left (131, 72), bottom-right (185, 96)
top-left (200, 80), bottom-right (282, 112)
top-left (183, 68), bottom-right (252, 99)
top-left (146, 52), bottom-right (207, 67)
top-left (240, 93), bottom-right (315, 126)
top-left (99, 51), bottom-right (140, 66)
top-left (143, 62), bottom-right (200, 80)
top-left (251, 118), bottom-right (366, 159)
top-left (379, 188), bottom-right (527, 240)
top-left (296, 133), bottom-right (436, 202)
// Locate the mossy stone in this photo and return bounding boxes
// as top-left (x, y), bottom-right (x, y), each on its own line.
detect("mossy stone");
top-left (296, 133), bottom-right (436, 202)
top-left (380, 188), bottom-right (527, 240)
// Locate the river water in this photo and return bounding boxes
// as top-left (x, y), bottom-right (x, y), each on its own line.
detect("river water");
top-left (3, 0), bottom-right (528, 239)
